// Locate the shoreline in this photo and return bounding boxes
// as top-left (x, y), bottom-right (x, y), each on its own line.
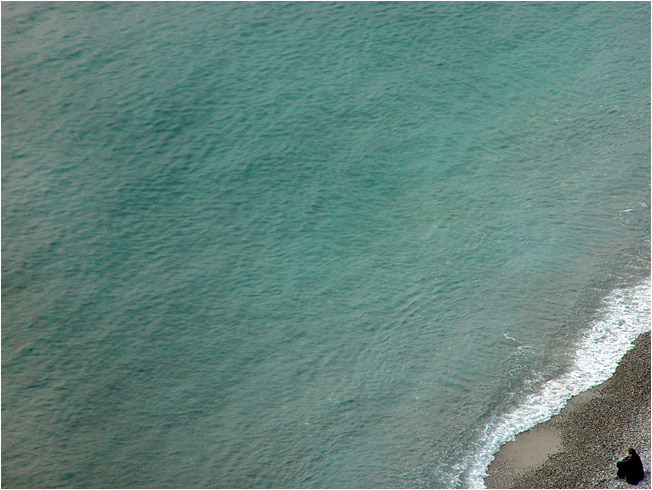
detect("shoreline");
top-left (484, 330), bottom-right (651, 489)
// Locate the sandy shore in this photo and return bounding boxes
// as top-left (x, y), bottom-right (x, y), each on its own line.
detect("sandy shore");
top-left (484, 330), bottom-right (651, 489)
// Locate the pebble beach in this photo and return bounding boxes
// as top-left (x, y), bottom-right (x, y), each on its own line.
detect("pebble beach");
top-left (485, 330), bottom-right (651, 489)
top-left (2, 3), bottom-right (649, 487)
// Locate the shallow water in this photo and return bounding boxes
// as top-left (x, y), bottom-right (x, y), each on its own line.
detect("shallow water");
top-left (2, 3), bottom-right (650, 488)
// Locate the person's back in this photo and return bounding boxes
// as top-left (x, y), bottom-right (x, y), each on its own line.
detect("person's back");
top-left (617, 448), bottom-right (645, 485)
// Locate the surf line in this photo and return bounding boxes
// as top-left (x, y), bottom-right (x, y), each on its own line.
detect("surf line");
top-left (461, 277), bottom-right (651, 489)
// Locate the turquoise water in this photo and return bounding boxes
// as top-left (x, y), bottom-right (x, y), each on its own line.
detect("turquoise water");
top-left (2, 2), bottom-right (650, 488)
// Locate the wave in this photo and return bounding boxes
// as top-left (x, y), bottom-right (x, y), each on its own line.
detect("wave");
top-left (459, 277), bottom-right (651, 488)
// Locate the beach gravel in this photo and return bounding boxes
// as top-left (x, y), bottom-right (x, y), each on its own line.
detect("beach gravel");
top-left (485, 330), bottom-right (651, 489)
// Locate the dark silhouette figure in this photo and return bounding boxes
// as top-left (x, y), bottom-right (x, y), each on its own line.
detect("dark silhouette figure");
top-left (617, 448), bottom-right (645, 485)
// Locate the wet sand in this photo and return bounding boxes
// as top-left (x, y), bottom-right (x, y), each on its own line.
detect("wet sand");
top-left (485, 330), bottom-right (651, 489)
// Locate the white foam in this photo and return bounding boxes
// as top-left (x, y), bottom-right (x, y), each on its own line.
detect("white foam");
top-left (461, 277), bottom-right (651, 489)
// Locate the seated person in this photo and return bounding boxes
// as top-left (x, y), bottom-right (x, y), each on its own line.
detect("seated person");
top-left (617, 448), bottom-right (645, 485)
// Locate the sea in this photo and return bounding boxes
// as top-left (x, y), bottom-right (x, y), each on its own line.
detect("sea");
top-left (2, 2), bottom-right (650, 488)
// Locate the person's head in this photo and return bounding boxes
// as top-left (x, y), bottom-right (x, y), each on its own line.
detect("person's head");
top-left (627, 448), bottom-right (637, 457)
